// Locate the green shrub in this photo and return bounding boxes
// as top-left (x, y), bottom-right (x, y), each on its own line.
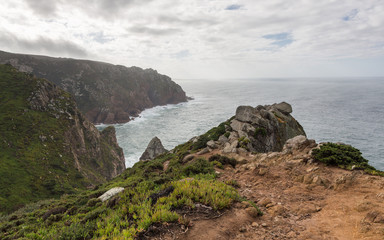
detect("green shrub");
top-left (312, 143), bottom-right (372, 170)
top-left (237, 136), bottom-right (250, 150)
top-left (208, 154), bottom-right (237, 168)
top-left (254, 127), bottom-right (267, 137)
top-left (192, 135), bottom-right (210, 150)
top-left (181, 158), bottom-right (214, 176)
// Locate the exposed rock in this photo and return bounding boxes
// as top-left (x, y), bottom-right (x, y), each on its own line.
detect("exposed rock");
top-left (98, 187), bottom-right (125, 202)
top-left (197, 147), bottom-right (210, 155)
top-left (225, 102), bottom-right (306, 153)
top-left (273, 102), bottom-right (292, 115)
top-left (246, 207), bottom-right (260, 218)
top-left (207, 140), bottom-right (217, 149)
top-left (0, 50), bottom-right (187, 124)
top-left (218, 135), bottom-right (229, 144)
top-left (140, 137), bottom-right (167, 161)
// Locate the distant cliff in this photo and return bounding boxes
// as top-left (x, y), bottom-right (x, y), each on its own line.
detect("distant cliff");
top-left (0, 64), bottom-right (125, 212)
top-left (0, 50), bottom-right (187, 124)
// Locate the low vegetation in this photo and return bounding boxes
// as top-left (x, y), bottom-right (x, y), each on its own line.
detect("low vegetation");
top-left (0, 133), bottom-right (260, 239)
top-left (312, 143), bottom-right (383, 175)
top-left (192, 118), bottom-right (233, 150)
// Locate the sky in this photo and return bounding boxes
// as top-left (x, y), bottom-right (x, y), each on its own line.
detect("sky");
top-left (1, 0), bottom-right (384, 79)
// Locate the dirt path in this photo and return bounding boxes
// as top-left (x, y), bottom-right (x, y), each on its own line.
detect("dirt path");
top-left (144, 141), bottom-right (384, 240)
top-left (179, 142), bottom-right (384, 240)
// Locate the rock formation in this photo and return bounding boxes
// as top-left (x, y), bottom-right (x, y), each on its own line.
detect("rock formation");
top-left (140, 137), bottom-right (168, 161)
top-left (201, 102), bottom-right (306, 154)
top-left (0, 50), bottom-right (188, 124)
top-left (0, 64), bottom-right (125, 212)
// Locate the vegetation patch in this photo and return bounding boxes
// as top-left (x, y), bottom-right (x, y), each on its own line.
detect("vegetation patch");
top-left (192, 118), bottom-right (233, 150)
top-left (312, 143), bottom-right (383, 175)
top-left (238, 136), bottom-right (250, 150)
top-left (208, 154), bottom-right (237, 168)
top-left (254, 127), bottom-right (267, 137)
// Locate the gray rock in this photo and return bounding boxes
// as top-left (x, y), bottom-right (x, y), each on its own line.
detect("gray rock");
top-left (197, 147), bottom-right (210, 155)
top-left (207, 140), bottom-right (217, 149)
top-left (98, 187), bottom-right (124, 202)
top-left (235, 106), bottom-right (258, 123)
top-left (218, 135), bottom-right (229, 144)
top-left (227, 102), bottom-right (306, 153)
top-left (140, 136), bottom-right (167, 161)
top-left (272, 102), bottom-right (292, 115)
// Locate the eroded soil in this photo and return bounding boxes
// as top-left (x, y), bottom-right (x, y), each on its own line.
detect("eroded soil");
top-left (141, 143), bottom-right (384, 240)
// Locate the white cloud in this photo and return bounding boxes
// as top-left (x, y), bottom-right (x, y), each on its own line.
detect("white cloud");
top-left (0, 0), bottom-right (383, 78)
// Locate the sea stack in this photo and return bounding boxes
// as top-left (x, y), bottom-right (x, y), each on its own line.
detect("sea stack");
top-left (140, 137), bottom-right (168, 161)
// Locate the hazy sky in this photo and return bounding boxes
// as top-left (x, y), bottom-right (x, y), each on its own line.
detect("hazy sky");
top-left (1, 0), bottom-right (383, 78)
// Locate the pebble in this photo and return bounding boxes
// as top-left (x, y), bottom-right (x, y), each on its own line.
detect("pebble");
top-left (261, 223), bottom-right (268, 227)
top-left (251, 222), bottom-right (259, 227)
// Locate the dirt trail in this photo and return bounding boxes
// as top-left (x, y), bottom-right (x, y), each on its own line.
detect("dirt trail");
top-left (147, 141), bottom-right (384, 240)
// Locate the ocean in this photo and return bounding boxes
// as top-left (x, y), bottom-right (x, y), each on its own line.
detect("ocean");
top-left (97, 78), bottom-right (384, 170)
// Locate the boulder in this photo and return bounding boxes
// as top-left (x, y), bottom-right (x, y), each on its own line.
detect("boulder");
top-left (140, 137), bottom-right (168, 161)
top-left (98, 187), bottom-right (124, 202)
top-left (207, 140), bottom-right (217, 149)
top-left (272, 102), bottom-right (292, 115)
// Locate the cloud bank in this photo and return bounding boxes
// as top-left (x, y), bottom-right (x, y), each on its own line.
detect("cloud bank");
top-left (0, 0), bottom-right (383, 78)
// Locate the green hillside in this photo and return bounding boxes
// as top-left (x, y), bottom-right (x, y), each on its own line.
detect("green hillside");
top-left (0, 64), bottom-right (125, 213)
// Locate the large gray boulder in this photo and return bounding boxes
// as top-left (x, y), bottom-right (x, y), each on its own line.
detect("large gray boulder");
top-left (140, 137), bottom-right (168, 161)
top-left (226, 102), bottom-right (306, 153)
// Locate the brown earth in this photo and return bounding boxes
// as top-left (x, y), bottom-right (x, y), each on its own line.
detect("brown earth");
top-left (143, 141), bottom-right (384, 240)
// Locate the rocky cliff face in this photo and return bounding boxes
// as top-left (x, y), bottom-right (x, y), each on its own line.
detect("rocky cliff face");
top-left (0, 64), bottom-right (125, 212)
top-left (0, 50), bottom-right (187, 124)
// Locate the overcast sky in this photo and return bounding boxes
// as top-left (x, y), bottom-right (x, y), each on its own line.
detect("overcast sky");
top-left (1, 0), bottom-right (384, 78)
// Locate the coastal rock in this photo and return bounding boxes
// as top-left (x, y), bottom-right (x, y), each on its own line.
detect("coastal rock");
top-left (226, 102), bottom-right (306, 153)
top-left (0, 50), bottom-right (188, 124)
top-left (98, 187), bottom-right (125, 202)
top-left (140, 137), bottom-right (168, 161)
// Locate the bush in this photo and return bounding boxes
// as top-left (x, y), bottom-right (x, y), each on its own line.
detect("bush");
top-left (312, 143), bottom-right (372, 170)
top-left (181, 158), bottom-right (214, 176)
top-left (208, 154), bottom-right (237, 168)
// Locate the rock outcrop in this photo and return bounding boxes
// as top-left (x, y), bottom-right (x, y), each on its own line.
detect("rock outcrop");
top-left (0, 50), bottom-right (188, 124)
top-left (140, 137), bottom-right (168, 161)
top-left (205, 102), bottom-right (305, 154)
top-left (0, 64), bottom-right (125, 212)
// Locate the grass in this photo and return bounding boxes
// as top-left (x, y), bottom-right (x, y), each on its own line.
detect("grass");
top-left (0, 133), bottom-right (261, 239)
top-left (0, 64), bottom-right (123, 213)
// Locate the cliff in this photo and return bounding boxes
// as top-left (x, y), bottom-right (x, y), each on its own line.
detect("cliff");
top-left (0, 50), bottom-right (187, 124)
top-left (0, 64), bottom-right (125, 212)
top-left (1, 102), bottom-right (383, 240)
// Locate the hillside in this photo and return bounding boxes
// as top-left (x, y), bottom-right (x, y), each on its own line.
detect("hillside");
top-left (1, 102), bottom-right (383, 239)
top-left (0, 50), bottom-right (187, 124)
top-left (0, 64), bottom-right (125, 213)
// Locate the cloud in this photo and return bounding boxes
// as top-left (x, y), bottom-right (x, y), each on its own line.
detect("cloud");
top-left (157, 15), bottom-right (218, 27)
top-left (342, 9), bottom-right (359, 21)
top-left (263, 32), bottom-right (293, 47)
top-left (0, 31), bottom-right (88, 57)
top-left (88, 32), bottom-right (115, 44)
top-left (3, 0), bottom-right (384, 78)
top-left (24, 0), bottom-right (58, 17)
top-left (171, 50), bottom-right (190, 59)
top-left (128, 26), bottom-right (181, 36)
top-left (225, 4), bottom-right (243, 10)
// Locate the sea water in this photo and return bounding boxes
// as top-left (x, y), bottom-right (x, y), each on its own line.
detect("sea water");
top-left (97, 78), bottom-right (384, 170)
